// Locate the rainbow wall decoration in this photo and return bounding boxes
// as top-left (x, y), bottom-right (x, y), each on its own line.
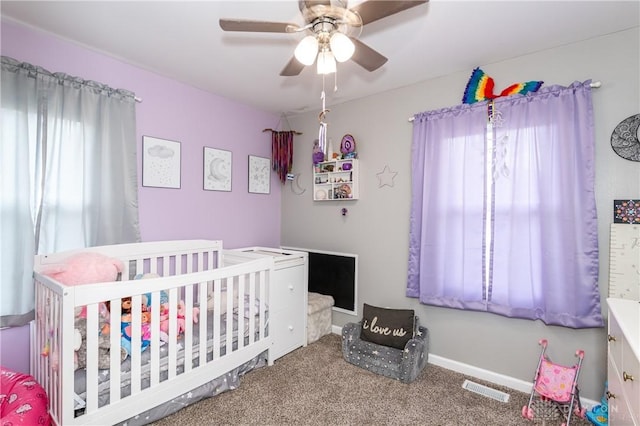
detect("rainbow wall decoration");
top-left (462, 67), bottom-right (543, 104)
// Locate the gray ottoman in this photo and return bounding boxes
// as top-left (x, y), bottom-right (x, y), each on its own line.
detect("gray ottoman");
top-left (307, 292), bottom-right (334, 344)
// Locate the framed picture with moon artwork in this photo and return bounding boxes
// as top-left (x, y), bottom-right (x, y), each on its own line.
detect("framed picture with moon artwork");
top-left (142, 135), bottom-right (181, 189)
top-left (248, 155), bottom-right (271, 194)
top-left (204, 147), bottom-right (232, 191)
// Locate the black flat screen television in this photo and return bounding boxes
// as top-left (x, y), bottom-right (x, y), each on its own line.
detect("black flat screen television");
top-left (283, 247), bottom-right (358, 315)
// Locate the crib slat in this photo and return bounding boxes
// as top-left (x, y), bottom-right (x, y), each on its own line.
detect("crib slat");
top-left (225, 277), bottom-right (233, 352)
top-left (249, 272), bottom-right (256, 345)
top-left (85, 303), bottom-right (99, 413)
top-left (183, 284), bottom-right (194, 372)
top-left (213, 279), bottom-right (221, 359)
top-left (198, 281), bottom-right (208, 366)
top-left (260, 269), bottom-right (267, 340)
top-left (238, 274), bottom-right (246, 350)
top-left (130, 294), bottom-right (143, 396)
top-left (109, 299), bottom-right (123, 407)
top-left (167, 287), bottom-right (178, 380)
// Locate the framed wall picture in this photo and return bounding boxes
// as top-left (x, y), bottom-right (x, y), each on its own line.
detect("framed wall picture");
top-left (248, 155), bottom-right (271, 194)
top-left (142, 136), bottom-right (181, 189)
top-left (204, 147), bottom-right (232, 191)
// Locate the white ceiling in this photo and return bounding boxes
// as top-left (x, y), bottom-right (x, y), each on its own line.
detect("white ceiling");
top-left (2, 1), bottom-right (638, 115)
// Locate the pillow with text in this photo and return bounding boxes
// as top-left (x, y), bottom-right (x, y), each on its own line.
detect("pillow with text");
top-left (360, 304), bottom-right (415, 349)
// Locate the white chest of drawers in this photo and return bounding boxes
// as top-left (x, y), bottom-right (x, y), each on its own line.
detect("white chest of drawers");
top-left (607, 298), bottom-right (640, 426)
top-left (232, 247), bottom-right (308, 361)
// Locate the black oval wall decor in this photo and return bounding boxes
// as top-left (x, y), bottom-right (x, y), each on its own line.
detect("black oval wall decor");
top-left (610, 113), bottom-right (640, 162)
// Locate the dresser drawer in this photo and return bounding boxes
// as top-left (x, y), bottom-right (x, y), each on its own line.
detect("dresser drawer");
top-left (621, 335), bottom-right (639, 425)
top-left (609, 313), bottom-right (624, 375)
top-left (271, 306), bottom-right (305, 359)
top-left (271, 266), bottom-right (305, 312)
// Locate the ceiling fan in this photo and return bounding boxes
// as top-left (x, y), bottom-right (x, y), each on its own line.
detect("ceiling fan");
top-left (219, 0), bottom-right (428, 77)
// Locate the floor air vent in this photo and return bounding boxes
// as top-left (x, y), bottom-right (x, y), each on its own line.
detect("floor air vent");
top-left (462, 379), bottom-right (510, 403)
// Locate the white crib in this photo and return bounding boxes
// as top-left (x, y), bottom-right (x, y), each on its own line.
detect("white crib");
top-left (32, 240), bottom-right (273, 426)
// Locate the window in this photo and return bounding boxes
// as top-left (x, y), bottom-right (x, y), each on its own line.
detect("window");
top-left (407, 82), bottom-right (603, 329)
top-left (1, 56), bottom-right (140, 328)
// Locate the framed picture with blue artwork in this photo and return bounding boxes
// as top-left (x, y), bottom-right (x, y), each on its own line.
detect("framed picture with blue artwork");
top-left (248, 155), bottom-right (270, 194)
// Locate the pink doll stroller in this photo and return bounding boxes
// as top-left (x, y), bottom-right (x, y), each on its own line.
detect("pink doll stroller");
top-left (522, 339), bottom-right (586, 426)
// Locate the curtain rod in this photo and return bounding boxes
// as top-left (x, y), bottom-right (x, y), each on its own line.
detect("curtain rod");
top-left (407, 81), bottom-right (602, 122)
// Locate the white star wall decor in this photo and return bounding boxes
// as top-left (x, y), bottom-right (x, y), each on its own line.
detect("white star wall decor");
top-left (377, 165), bottom-right (398, 188)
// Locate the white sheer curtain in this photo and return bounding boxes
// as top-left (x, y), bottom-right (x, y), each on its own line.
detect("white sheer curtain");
top-left (1, 56), bottom-right (141, 328)
top-left (407, 81), bottom-right (603, 328)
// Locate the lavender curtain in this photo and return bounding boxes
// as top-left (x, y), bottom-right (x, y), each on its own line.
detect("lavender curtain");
top-left (407, 81), bottom-right (603, 328)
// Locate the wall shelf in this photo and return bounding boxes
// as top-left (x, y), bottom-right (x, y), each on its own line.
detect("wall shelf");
top-left (313, 159), bottom-right (359, 201)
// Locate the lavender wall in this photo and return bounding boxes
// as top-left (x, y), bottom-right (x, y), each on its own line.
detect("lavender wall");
top-left (1, 19), bottom-right (282, 373)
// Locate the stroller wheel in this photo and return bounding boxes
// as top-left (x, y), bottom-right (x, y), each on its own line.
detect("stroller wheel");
top-left (521, 405), bottom-right (533, 419)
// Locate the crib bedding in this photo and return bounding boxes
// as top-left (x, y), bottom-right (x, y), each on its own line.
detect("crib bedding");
top-left (115, 352), bottom-right (267, 426)
top-left (74, 305), bottom-right (267, 405)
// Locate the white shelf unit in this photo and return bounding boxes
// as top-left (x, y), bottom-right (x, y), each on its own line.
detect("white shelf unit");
top-left (313, 158), bottom-right (359, 201)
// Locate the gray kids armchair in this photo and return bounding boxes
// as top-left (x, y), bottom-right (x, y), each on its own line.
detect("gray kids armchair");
top-left (341, 304), bottom-right (429, 384)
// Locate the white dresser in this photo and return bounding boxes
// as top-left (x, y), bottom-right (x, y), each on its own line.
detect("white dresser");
top-left (232, 247), bottom-right (308, 361)
top-left (607, 298), bottom-right (639, 426)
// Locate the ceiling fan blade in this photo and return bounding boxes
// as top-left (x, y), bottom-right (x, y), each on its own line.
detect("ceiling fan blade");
top-left (299, 0), bottom-right (332, 10)
top-left (349, 38), bottom-right (387, 71)
top-left (219, 19), bottom-right (300, 33)
top-left (280, 57), bottom-right (306, 77)
top-left (350, 0), bottom-right (428, 25)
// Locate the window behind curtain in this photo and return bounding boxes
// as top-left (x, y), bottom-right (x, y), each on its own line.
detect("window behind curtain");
top-left (407, 81), bottom-right (603, 329)
top-left (0, 56), bottom-right (141, 328)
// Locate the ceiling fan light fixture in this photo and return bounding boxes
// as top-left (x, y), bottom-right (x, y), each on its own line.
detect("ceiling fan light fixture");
top-left (329, 32), bottom-right (355, 62)
top-left (294, 35), bottom-right (319, 66)
top-left (317, 50), bottom-right (337, 75)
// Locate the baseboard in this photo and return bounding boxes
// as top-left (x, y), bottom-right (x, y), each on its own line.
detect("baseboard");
top-left (332, 327), bottom-right (597, 409)
top-left (427, 354), bottom-right (598, 409)
top-left (428, 354), bottom-right (532, 394)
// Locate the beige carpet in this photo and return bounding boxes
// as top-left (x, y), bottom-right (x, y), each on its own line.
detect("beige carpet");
top-left (151, 334), bottom-right (593, 425)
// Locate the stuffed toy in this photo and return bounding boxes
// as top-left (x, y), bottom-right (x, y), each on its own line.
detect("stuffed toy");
top-left (41, 252), bottom-right (124, 286)
top-left (42, 252), bottom-right (124, 318)
top-left (159, 300), bottom-right (200, 338)
top-left (120, 310), bottom-right (152, 357)
top-left (74, 317), bottom-right (127, 370)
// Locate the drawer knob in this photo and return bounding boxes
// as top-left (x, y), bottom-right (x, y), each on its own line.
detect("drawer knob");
top-left (288, 325), bottom-right (294, 331)
top-left (607, 334), bottom-right (616, 342)
top-left (606, 391), bottom-right (616, 400)
top-left (288, 285), bottom-right (294, 291)
top-left (623, 371), bottom-right (634, 382)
